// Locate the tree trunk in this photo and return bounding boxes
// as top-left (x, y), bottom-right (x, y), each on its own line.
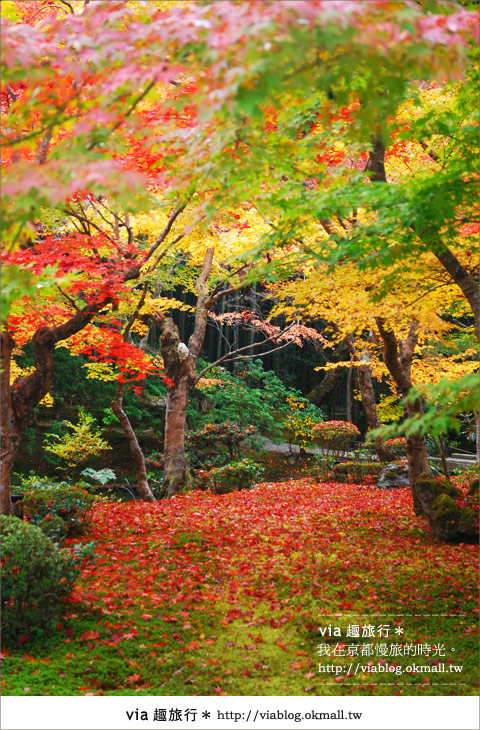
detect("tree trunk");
top-left (157, 247), bottom-right (215, 497)
top-left (366, 135), bottom-right (480, 343)
top-left (307, 337), bottom-right (349, 405)
top-left (404, 398), bottom-right (432, 511)
top-left (1, 331), bottom-right (16, 514)
top-left (163, 374), bottom-right (192, 497)
top-left (156, 316), bottom-right (196, 497)
top-left (375, 319), bottom-right (429, 515)
top-left (346, 366), bottom-right (353, 423)
top-left (345, 334), bottom-right (393, 462)
top-left (476, 409), bottom-right (480, 466)
top-left (112, 381), bottom-right (155, 502)
top-left (1, 324), bottom-right (59, 514)
top-left (357, 364), bottom-right (393, 462)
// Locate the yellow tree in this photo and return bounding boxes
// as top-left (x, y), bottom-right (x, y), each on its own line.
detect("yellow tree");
top-left (272, 241), bottom-right (477, 515)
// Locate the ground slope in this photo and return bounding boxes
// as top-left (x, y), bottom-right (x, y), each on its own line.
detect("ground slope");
top-left (2, 480), bottom-right (478, 696)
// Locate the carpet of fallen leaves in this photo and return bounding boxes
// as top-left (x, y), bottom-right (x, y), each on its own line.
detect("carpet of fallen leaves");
top-left (2, 479), bottom-right (478, 696)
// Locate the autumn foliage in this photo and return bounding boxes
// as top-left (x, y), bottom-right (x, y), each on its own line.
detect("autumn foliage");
top-left (0, 2), bottom-right (479, 705)
top-left (1, 479), bottom-right (478, 695)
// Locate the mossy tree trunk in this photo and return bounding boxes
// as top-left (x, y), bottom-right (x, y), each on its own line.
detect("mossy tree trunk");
top-left (157, 248), bottom-right (216, 497)
top-left (1, 331), bottom-right (17, 515)
top-left (112, 380), bottom-right (156, 502)
top-left (0, 304), bottom-right (106, 514)
top-left (375, 319), bottom-right (430, 516)
top-left (375, 320), bottom-right (477, 543)
top-left (345, 333), bottom-right (394, 463)
top-left (307, 338), bottom-right (349, 406)
top-left (157, 316), bottom-right (196, 497)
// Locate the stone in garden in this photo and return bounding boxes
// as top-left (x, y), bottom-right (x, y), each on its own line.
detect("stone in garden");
top-left (376, 463), bottom-right (410, 489)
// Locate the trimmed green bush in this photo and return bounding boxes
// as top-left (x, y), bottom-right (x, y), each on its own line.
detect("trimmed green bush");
top-left (467, 477), bottom-right (479, 496)
top-left (333, 461), bottom-right (388, 483)
top-left (312, 420), bottom-right (360, 458)
top-left (207, 459), bottom-right (265, 494)
top-left (20, 478), bottom-right (94, 535)
top-left (188, 422), bottom-right (257, 463)
top-left (384, 437), bottom-right (407, 457)
top-left (35, 514), bottom-right (68, 544)
top-left (1, 516), bottom-right (80, 643)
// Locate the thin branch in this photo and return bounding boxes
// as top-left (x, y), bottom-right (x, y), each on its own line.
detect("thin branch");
top-left (207, 312), bottom-right (232, 350)
top-left (123, 283), bottom-right (149, 341)
top-left (195, 321), bottom-right (296, 384)
top-left (87, 79), bottom-right (157, 150)
top-left (68, 216), bottom-right (85, 235)
top-left (196, 340), bottom-right (294, 384)
top-left (227, 340), bottom-right (295, 362)
top-left (35, 128), bottom-right (53, 165)
top-left (58, 0), bottom-right (74, 12)
top-left (25, 4), bottom-right (71, 22)
top-left (149, 232), bottom-right (187, 272)
top-left (63, 206), bottom-right (118, 245)
top-left (89, 198), bottom-right (135, 248)
top-left (124, 212), bottom-right (133, 246)
top-left (207, 284), bottom-right (243, 307)
top-left (406, 282), bottom-right (450, 309)
top-left (87, 198), bottom-right (119, 231)
top-left (320, 218), bottom-right (337, 236)
top-left (6, 85), bottom-right (17, 103)
top-left (4, 221), bottom-right (27, 258)
top-left (141, 202), bottom-right (187, 264)
top-left (4, 111), bottom-right (82, 148)
top-left (419, 140), bottom-right (440, 164)
top-left (56, 286), bottom-right (80, 312)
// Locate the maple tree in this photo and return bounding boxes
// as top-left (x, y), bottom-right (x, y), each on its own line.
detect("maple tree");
top-left (1, 1), bottom-right (478, 526)
top-left (144, 248), bottom-right (326, 497)
top-left (175, 3), bottom-right (478, 522)
top-left (271, 247), bottom-right (478, 529)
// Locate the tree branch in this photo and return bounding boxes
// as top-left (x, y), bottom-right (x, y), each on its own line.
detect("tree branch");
top-left (188, 248), bottom-right (215, 360)
top-left (87, 79), bottom-right (157, 151)
top-left (63, 206), bottom-right (118, 245)
top-left (141, 201), bottom-right (188, 265)
top-left (58, 0), bottom-right (74, 12)
top-left (6, 85), bottom-right (17, 103)
top-left (194, 321), bottom-right (296, 384)
top-left (111, 283), bottom-right (155, 503)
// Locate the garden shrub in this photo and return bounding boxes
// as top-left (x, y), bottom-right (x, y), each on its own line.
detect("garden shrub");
top-left (1, 516), bottom-right (80, 643)
top-left (311, 454), bottom-right (337, 482)
top-left (312, 420), bottom-right (361, 458)
top-left (35, 514), bottom-right (68, 544)
top-left (384, 436), bottom-right (407, 458)
top-left (19, 477), bottom-right (94, 535)
top-left (333, 461), bottom-right (389, 483)
top-left (192, 360), bottom-right (324, 439)
top-left (188, 422), bottom-right (257, 461)
top-left (283, 396), bottom-right (323, 451)
top-left (44, 407), bottom-right (111, 469)
top-left (467, 477), bottom-right (479, 496)
top-left (207, 459), bottom-right (265, 494)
